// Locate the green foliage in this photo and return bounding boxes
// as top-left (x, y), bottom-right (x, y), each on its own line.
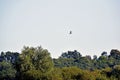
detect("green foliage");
top-left (54, 49), bottom-right (120, 71)
top-left (111, 65), bottom-right (120, 79)
top-left (60, 50), bottom-right (82, 59)
top-left (50, 67), bottom-right (110, 80)
top-left (19, 46), bottom-right (35, 72)
top-left (19, 46), bottom-right (53, 72)
top-left (33, 47), bottom-right (53, 73)
top-left (50, 68), bottom-right (63, 80)
top-left (61, 67), bottom-right (82, 80)
top-left (19, 46), bottom-right (53, 80)
top-left (0, 61), bottom-right (16, 79)
top-left (22, 70), bottom-right (46, 80)
top-left (0, 47), bottom-right (120, 80)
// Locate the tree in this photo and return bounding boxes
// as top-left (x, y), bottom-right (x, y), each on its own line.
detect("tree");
top-left (0, 61), bottom-right (16, 80)
top-left (61, 67), bottom-right (82, 80)
top-left (19, 46), bottom-right (35, 72)
top-left (19, 46), bottom-right (53, 80)
top-left (60, 50), bottom-right (82, 59)
top-left (101, 51), bottom-right (107, 57)
top-left (33, 46), bottom-right (53, 73)
top-left (111, 65), bottom-right (120, 79)
top-left (110, 49), bottom-right (120, 59)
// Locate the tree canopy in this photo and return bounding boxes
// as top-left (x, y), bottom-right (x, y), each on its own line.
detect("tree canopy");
top-left (0, 47), bottom-right (120, 80)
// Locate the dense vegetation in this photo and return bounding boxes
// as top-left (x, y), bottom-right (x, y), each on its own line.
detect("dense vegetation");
top-left (54, 50), bottom-right (120, 70)
top-left (0, 46), bottom-right (120, 80)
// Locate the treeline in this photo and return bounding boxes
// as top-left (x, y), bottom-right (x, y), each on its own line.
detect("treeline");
top-left (0, 46), bottom-right (120, 80)
top-left (53, 50), bottom-right (120, 70)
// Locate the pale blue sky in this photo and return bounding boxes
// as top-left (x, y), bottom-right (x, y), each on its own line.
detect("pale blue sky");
top-left (0, 0), bottom-right (120, 58)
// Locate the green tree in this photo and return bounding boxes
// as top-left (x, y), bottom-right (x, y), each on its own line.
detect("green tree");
top-left (110, 49), bottom-right (120, 59)
top-left (61, 67), bottom-right (82, 80)
top-left (19, 46), bottom-right (35, 72)
top-left (111, 65), bottom-right (120, 79)
top-left (33, 46), bottom-right (53, 73)
top-left (19, 46), bottom-right (53, 80)
top-left (0, 61), bottom-right (16, 80)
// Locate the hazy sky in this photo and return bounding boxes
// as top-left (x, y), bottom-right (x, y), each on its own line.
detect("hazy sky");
top-left (0, 0), bottom-right (120, 58)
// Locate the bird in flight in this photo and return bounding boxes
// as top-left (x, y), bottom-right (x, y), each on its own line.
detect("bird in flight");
top-left (69, 31), bottom-right (72, 34)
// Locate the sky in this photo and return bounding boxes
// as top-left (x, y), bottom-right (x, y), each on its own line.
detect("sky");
top-left (0, 0), bottom-right (120, 58)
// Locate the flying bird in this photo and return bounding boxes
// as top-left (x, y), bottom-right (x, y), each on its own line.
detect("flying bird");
top-left (69, 31), bottom-right (72, 34)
